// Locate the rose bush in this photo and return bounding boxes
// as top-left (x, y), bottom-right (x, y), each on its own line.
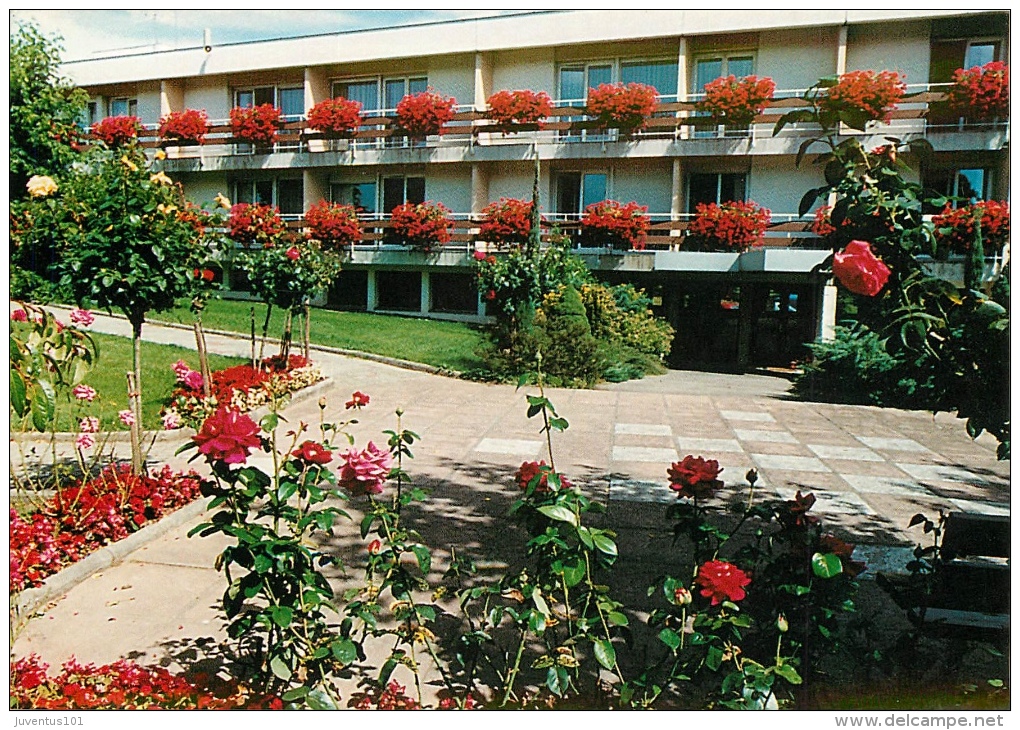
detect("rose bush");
top-left (337, 441), bottom-right (393, 496)
top-left (694, 559), bottom-right (752, 605)
top-left (192, 407), bottom-right (263, 464)
top-left (685, 200), bottom-right (771, 252)
top-left (832, 240), bottom-right (891, 296)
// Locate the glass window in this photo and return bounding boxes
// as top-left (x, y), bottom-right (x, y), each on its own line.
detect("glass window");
top-left (582, 173), bottom-right (608, 210)
top-left (588, 64), bottom-right (612, 91)
top-left (406, 177), bottom-right (426, 205)
top-left (332, 182), bottom-right (377, 215)
top-left (408, 77), bottom-right (427, 96)
top-left (235, 87), bottom-right (274, 109)
top-left (278, 88), bottom-right (304, 120)
top-left (965, 42), bottom-right (997, 68)
top-left (382, 176), bottom-right (426, 213)
top-left (559, 67), bottom-right (585, 104)
top-left (335, 80), bottom-right (379, 114)
top-left (110, 98), bottom-right (137, 117)
top-left (687, 173), bottom-right (747, 212)
top-left (277, 179), bottom-right (304, 216)
top-left (556, 172), bottom-right (608, 216)
top-left (385, 79), bottom-right (406, 112)
top-left (621, 60), bottom-right (679, 102)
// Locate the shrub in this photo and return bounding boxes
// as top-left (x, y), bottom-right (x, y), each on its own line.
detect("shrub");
top-left (580, 282), bottom-right (673, 360)
top-left (485, 89), bottom-right (554, 133)
top-left (685, 200), bottom-right (771, 252)
top-left (307, 97), bottom-right (363, 137)
top-left (91, 115), bottom-right (143, 146)
top-left (304, 200), bottom-right (362, 249)
top-left (932, 200), bottom-right (1009, 256)
top-left (229, 104), bottom-right (282, 146)
top-left (580, 200), bottom-right (650, 250)
top-left (395, 89), bottom-right (456, 138)
top-left (478, 197), bottom-right (534, 248)
top-left (585, 82), bottom-right (658, 131)
top-left (696, 75), bottom-right (776, 125)
top-left (389, 201), bottom-right (452, 252)
top-left (818, 70), bottom-right (906, 125)
top-left (158, 109), bottom-right (209, 144)
top-left (532, 285), bottom-right (604, 387)
top-left (946, 61), bottom-right (1009, 120)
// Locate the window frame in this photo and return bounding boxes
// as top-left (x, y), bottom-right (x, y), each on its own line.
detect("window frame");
top-left (232, 177), bottom-right (305, 219)
top-left (109, 97), bottom-right (138, 119)
top-left (686, 171), bottom-right (749, 213)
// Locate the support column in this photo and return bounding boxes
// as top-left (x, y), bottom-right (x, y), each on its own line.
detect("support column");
top-left (677, 37), bottom-right (689, 140)
top-left (671, 159), bottom-right (684, 218)
top-left (420, 271), bottom-right (430, 315)
top-left (159, 81), bottom-right (183, 116)
top-left (305, 67), bottom-right (330, 153)
top-left (303, 169), bottom-right (328, 210)
top-left (817, 283), bottom-right (838, 342)
top-left (366, 270), bottom-right (377, 312)
top-left (836, 25), bottom-right (848, 75)
top-left (737, 283), bottom-right (756, 370)
top-left (471, 163), bottom-right (489, 215)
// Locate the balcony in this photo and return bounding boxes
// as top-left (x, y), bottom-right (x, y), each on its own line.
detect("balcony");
top-left (127, 83), bottom-right (1006, 173)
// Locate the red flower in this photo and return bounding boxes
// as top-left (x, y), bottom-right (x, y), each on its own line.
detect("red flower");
top-left (229, 104), bottom-right (282, 146)
top-left (947, 62), bottom-right (1009, 120)
top-left (227, 203), bottom-right (286, 246)
top-left (158, 109), bottom-right (209, 144)
top-left (485, 289), bottom-right (496, 301)
top-left (668, 456), bottom-right (724, 499)
top-left (304, 200), bottom-right (362, 249)
top-left (697, 75), bottom-right (776, 125)
top-left (832, 240), bottom-right (891, 296)
top-left (478, 197), bottom-right (536, 248)
top-left (695, 560), bottom-right (751, 605)
top-left (10, 309), bottom-right (28, 322)
top-left (686, 200), bottom-right (771, 252)
top-left (92, 116), bottom-right (143, 147)
top-left (818, 533), bottom-right (867, 578)
top-left (585, 82), bottom-right (659, 131)
top-left (307, 96), bottom-right (363, 138)
top-left (932, 200), bottom-right (1009, 255)
top-left (395, 89), bottom-right (456, 138)
top-left (486, 89), bottom-right (554, 134)
top-left (780, 490), bottom-right (819, 530)
top-left (367, 539), bottom-right (383, 554)
top-left (580, 200), bottom-right (650, 250)
top-left (338, 442), bottom-right (393, 497)
top-left (285, 246), bottom-right (300, 261)
top-left (192, 407), bottom-right (263, 465)
top-left (389, 201), bottom-right (452, 252)
top-left (819, 70), bottom-right (906, 124)
top-left (292, 440), bottom-right (332, 465)
top-left (345, 391), bottom-right (370, 410)
top-left (514, 460), bottom-right (571, 494)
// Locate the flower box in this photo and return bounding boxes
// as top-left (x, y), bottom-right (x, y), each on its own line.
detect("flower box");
top-left (229, 104), bottom-right (282, 147)
top-left (685, 200), bottom-right (771, 253)
top-left (395, 90), bottom-right (456, 139)
top-left (227, 203), bottom-right (287, 246)
top-left (818, 70), bottom-right (906, 125)
top-left (157, 109), bottom-right (209, 145)
top-left (580, 200), bottom-right (650, 251)
top-left (584, 82), bottom-right (659, 132)
top-left (389, 201), bottom-right (452, 252)
top-left (696, 75), bottom-right (776, 126)
top-left (307, 97), bottom-right (363, 138)
top-left (485, 89), bottom-right (554, 134)
top-left (478, 197), bottom-right (535, 248)
top-left (304, 200), bottom-right (362, 249)
top-left (946, 61), bottom-right (1009, 121)
top-left (91, 115), bottom-right (143, 147)
top-left (932, 200), bottom-right (1009, 256)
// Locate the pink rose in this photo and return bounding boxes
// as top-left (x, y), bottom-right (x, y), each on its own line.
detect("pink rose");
top-left (832, 240), bottom-right (891, 297)
top-left (472, 250), bottom-right (486, 261)
top-left (162, 411), bottom-right (182, 430)
top-left (183, 370), bottom-right (204, 391)
top-left (192, 407), bottom-right (263, 465)
top-left (69, 308), bottom-right (95, 327)
top-left (73, 385), bottom-right (97, 402)
top-left (337, 442), bottom-right (393, 496)
top-left (118, 410), bottom-right (136, 427)
top-left (10, 309), bottom-right (28, 322)
top-left (286, 247), bottom-right (301, 261)
top-left (75, 433), bottom-right (96, 451)
top-left (172, 360), bottom-right (192, 382)
top-left (79, 417), bottom-right (100, 434)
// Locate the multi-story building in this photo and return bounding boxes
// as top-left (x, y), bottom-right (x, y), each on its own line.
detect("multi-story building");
top-left (62, 9), bottom-right (1009, 370)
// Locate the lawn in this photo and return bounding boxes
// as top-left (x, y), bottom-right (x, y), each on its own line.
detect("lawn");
top-left (150, 298), bottom-right (487, 373)
top-left (11, 332), bottom-right (245, 433)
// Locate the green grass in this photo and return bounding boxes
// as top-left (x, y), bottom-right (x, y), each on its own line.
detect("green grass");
top-left (13, 332), bottom-right (245, 433)
top-left (150, 298), bottom-right (487, 372)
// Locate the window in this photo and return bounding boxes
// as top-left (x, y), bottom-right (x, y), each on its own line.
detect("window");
top-left (687, 173), bottom-right (747, 212)
top-left (382, 176), bottom-right (426, 213)
top-left (924, 168), bottom-right (992, 210)
top-left (333, 75), bottom-right (427, 147)
top-left (333, 79), bottom-right (381, 114)
top-left (234, 86), bottom-right (275, 109)
top-left (621, 60), bottom-right (679, 102)
top-left (233, 85), bottom-right (304, 150)
top-left (109, 97), bottom-right (138, 118)
top-left (556, 172), bottom-right (608, 217)
top-left (331, 182), bottom-right (378, 215)
top-left (233, 178), bottom-right (304, 218)
top-left (80, 101), bottom-right (100, 130)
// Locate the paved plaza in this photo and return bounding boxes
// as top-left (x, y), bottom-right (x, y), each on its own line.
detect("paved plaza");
top-left (11, 309), bottom-right (1010, 687)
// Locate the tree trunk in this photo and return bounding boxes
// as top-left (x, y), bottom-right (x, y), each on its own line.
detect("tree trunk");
top-left (194, 319), bottom-right (211, 399)
top-left (303, 301), bottom-right (311, 361)
top-left (257, 302), bottom-right (273, 370)
top-left (128, 315), bottom-right (144, 476)
top-left (250, 306), bottom-right (257, 370)
top-left (280, 309), bottom-right (293, 362)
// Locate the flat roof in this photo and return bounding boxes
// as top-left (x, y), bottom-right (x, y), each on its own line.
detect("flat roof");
top-left (62, 9), bottom-right (1000, 87)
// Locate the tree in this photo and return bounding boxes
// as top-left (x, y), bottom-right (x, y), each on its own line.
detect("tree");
top-left (10, 23), bottom-right (87, 196)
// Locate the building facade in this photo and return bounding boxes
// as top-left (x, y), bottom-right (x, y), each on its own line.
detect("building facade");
top-left (62, 9), bottom-right (1009, 370)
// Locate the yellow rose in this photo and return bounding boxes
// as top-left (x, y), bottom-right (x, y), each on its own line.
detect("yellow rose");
top-left (150, 171), bottom-right (173, 185)
top-left (120, 155), bottom-right (139, 172)
top-left (26, 175), bottom-right (58, 198)
top-left (154, 149), bottom-right (167, 160)
top-left (214, 193), bottom-right (231, 209)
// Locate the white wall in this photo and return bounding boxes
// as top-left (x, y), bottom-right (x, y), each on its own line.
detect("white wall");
top-left (491, 48), bottom-right (556, 95)
top-left (613, 160), bottom-right (672, 214)
top-left (846, 20), bottom-right (931, 85)
top-left (487, 161), bottom-right (538, 202)
top-left (426, 167), bottom-right (472, 214)
top-left (427, 54), bottom-right (475, 107)
top-left (184, 79), bottom-right (231, 121)
top-left (749, 157), bottom-right (825, 215)
top-left (135, 84), bottom-right (161, 125)
top-left (180, 173), bottom-right (230, 206)
top-left (758, 26), bottom-right (839, 93)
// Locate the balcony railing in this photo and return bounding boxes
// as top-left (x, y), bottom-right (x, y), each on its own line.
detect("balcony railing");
top-left (116, 82), bottom-right (1006, 159)
top-left (273, 212), bottom-right (825, 254)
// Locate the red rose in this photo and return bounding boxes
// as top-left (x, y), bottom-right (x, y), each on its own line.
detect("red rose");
top-left (473, 250), bottom-right (487, 261)
top-left (345, 391), bottom-right (370, 410)
top-left (695, 560), bottom-right (751, 605)
top-left (367, 539), bottom-right (383, 554)
top-left (832, 240), bottom-right (890, 296)
top-left (514, 460), bottom-right (571, 493)
top-left (485, 289), bottom-right (496, 301)
top-left (667, 456), bottom-right (723, 499)
top-left (192, 407), bottom-right (262, 465)
top-left (291, 440), bottom-right (332, 465)
top-left (285, 246), bottom-right (300, 261)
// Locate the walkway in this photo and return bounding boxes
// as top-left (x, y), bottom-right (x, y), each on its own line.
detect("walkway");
top-left (11, 308), bottom-right (1010, 693)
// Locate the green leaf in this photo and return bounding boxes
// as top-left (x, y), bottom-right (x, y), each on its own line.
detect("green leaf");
top-left (10, 369), bottom-right (27, 417)
top-left (799, 187), bottom-right (824, 218)
top-left (548, 417), bottom-right (569, 431)
top-left (260, 412), bottom-right (279, 432)
top-left (276, 480), bottom-right (298, 502)
top-left (360, 513), bottom-right (374, 539)
top-left (30, 382), bottom-right (55, 431)
top-left (593, 639), bottom-right (616, 671)
top-left (532, 588), bottom-right (550, 617)
top-left (269, 655), bottom-right (292, 681)
top-left (658, 628), bottom-right (681, 651)
top-left (270, 605), bottom-right (293, 627)
top-left (607, 611), bottom-right (629, 627)
top-left (576, 525), bottom-right (595, 550)
top-left (538, 504), bottom-right (578, 526)
top-left (281, 686), bottom-right (310, 702)
top-left (411, 544), bottom-right (432, 575)
top-left (331, 638), bottom-right (358, 665)
top-left (705, 644), bottom-right (724, 671)
top-left (591, 532), bottom-right (618, 557)
top-left (811, 552), bottom-right (843, 579)
top-left (774, 662), bottom-right (803, 685)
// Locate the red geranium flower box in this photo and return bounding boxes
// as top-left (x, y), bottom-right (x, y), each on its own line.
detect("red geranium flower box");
top-left (585, 82), bottom-right (659, 132)
top-left (485, 89), bottom-right (554, 134)
top-left (158, 109), bottom-right (209, 145)
top-left (227, 203), bottom-right (287, 246)
top-left (307, 97), bottom-right (363, 138)
top-left (946, 61), bottom-right (1009, 121)
top-left (478, 197), bottom-right (535, 248)
top-left (686, 200), bottom-right (772, 252)
top-left (395, 90), bottom-right (456, 138)
top-left (818, 70), bottom-right (906, 124)
top-left (229, 104), bottom-right (282, 146)
top-left (696, 75), bottom-right (776, 126)
top-left (389, 201), bottom-right (453, 252)
top-left (91, 115), bottom-right (143, 147)
top-left (304, 200), bottom-right (362, 249)
top-left (932, 200), bottom-right (1010, 255)
top-left (580, 200), bottom-right (650, 251)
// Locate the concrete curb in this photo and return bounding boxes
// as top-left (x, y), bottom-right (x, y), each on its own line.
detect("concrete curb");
top-left (14, 495), bottom-right (214, 619)
top-left (43, 304), bottom-right (465, 379)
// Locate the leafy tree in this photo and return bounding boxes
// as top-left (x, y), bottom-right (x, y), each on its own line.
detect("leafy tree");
top-left (10, 23), bottom-right (87, 195)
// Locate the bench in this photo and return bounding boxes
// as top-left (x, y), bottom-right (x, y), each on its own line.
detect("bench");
top-left (877, 511), bottom-right (1009, 634)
